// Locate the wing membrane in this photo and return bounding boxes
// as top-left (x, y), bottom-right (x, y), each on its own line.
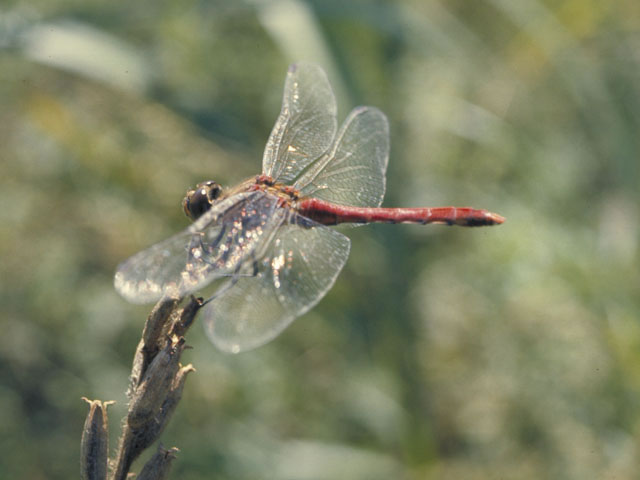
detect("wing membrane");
top-left (262, 63), bottom-right (338, 184)
top-left (295, 106), bottom-right (389, 207)
top-left (114, 192), bottom-right (285, 303)
top-left (201, 216), bottom-right (350, 353)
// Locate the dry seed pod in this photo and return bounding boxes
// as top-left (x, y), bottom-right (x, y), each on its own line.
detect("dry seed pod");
top-left (80, 398), bottom-right (113, 480)
top-left (142, 292), bottom-right (181, 351)
top-left (169, 296), bottom-right (203, 338)
top-left (128, 339), bottom-right (185, 429)
top-left (137, 445), bottom-right (179, 480)
top-left (142, 365), bottom-right (196, 445)
top-left (129, 293), bottom-right (182, 394)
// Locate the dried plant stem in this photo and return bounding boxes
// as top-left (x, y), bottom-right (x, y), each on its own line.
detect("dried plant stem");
top-left (81, 293), bottom-right (203, 480)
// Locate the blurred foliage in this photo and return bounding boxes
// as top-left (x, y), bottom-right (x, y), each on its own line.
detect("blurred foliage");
top-left (1, 0), bottom-right (639, 479)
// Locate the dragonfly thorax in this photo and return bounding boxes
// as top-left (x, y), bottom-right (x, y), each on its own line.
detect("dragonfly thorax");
top-left (182, 180), bottom-right (222, 220)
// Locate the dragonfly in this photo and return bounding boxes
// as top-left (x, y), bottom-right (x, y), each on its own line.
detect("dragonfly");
top-left (115, 63), bottom-right (504, 353)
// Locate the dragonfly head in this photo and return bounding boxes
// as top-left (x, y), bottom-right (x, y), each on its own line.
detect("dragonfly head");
top-left (183, 180), bottom-right (223, 220)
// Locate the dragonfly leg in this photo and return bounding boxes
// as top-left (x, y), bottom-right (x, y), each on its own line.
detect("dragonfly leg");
top-left (187, 226), bottom-right (235, 273)
top-left (201, 261), bottom-right (245, 305)
top-left (245, 251), bottom-right (259, 277)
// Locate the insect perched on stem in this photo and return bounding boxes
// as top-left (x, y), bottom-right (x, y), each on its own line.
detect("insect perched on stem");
top-left (115, 63), bottom-right (504, 353)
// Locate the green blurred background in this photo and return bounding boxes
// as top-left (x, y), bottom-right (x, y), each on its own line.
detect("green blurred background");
top-left (1, 0), bottom-right (639, 478)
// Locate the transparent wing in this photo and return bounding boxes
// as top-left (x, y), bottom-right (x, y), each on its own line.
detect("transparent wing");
top-left (295, 106), bottom-right (389, 208)
top-left (201, 216), bottom-right (351, 353)
top-left (114, 192), bottom-right (286, 304)
top-left (262, 63), bottom-right (338, 184)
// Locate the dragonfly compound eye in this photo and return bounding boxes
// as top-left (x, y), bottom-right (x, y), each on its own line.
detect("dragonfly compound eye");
top-left (183, 181), bottom-right (221, 220)
top-left (204, 181), bottom-right (222, 201)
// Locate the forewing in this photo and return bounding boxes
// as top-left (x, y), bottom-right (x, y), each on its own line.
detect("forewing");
top-left (295, 106), bottom-right (389, 207)
top-left (201, 216), bottom-right (351, 353)
top-left (114, 192), bottom-right (284, 304)
top-left (262, 63), bottom-right (338, 184)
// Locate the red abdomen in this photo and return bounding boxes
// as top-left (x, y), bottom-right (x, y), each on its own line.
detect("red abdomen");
top-left (296, 198), bottom-right (505, 227)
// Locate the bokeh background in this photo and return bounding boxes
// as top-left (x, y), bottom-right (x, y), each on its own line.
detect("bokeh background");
top-left (1, 1), bottom-right (639, 478)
